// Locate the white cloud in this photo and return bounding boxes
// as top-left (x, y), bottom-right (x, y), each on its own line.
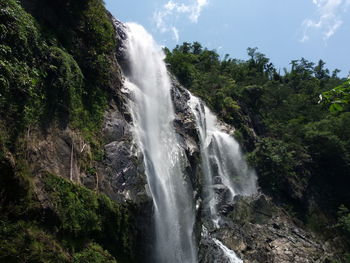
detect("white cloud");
top-left (153, 0), bottom-right (209, 42)
top-left (171, 26), bottom-right (179, 42)
top-left (301, 0), bottom-right (349, 42)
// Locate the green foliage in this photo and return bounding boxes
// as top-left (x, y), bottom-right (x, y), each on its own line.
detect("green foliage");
top-left (0, 0), bottom-right (41, 60)
top-left (0, 162), bottom-right (134, 262)
top-left (0, 1), bottom-right (136, 261)
top-left (322, 79), bottom-right (350, 112)
top-left (229, 196), bottom-right (275, 225)
top-left (223, 97), bottom-right (240, 113)
top-left (54, 0), bottom-right (115, 147)
top-left (0, 220), bottom-right (70, 263)
top-left (43, 174), bottom-right (100, 236)
top-left (80, 0), bottom-right (116, 55)
top-left (0, 121), bottom-right (9, 159)
top-left (336, 205), bottom-right (350, 260)
top-left (302, 115), bottom-right (350, 204)
top-left (0, 0), bottom-right (115, 147)
top-left (247, 138), bottom-right (309, 198)
top-left (73, 243), bottom-right (117, 263)
top-left (43, 46), bottom-right (84, 122)
top-left (248, 138), bottom-right (296, 186)
top-left (0, 158), bottom-right (36, 217)
top-left (42, 174), bottom-right (135, 260)
top-left (330, 255), bottom-right (350, 263)
top-left (338, 205), bottom-right (350, 235)
top-left (0, 2), bottom-right (132, 261)
top-left (0, 0), bottom-right (44, 130)
top-left (64, 0), bottom-right (115, 142)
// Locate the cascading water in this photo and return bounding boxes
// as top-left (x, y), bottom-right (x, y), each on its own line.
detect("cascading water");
top-left (189, 95), bottom-right (257, 262)
top-left (189, 94), bottom-right (257, 226)
top-left (120, 20), bottom-right (257, 263)
top-left (189, 95), bottom-right (219, 225)
top-left (201, 226), bottom-right (243, 263)
top-left (122, 23), bottom-right (197, 263)
top-left (212, 238), bottom-right (243, 263)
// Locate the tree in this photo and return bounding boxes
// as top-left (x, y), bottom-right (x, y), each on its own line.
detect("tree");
top-left (191, 42), bottom-right (202, 55)
top-left (314, 59), bottom-right (330, 80)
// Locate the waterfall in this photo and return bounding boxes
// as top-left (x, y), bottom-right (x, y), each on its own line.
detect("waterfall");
top-left (120, 21), bottom-right (257, 263)
top-left (188, 94), bottom-right (257, 226)
top-left (212, 238), bottom-right (243, 263)
top-left (123, 23), bottom-right (197, 263)
top-left (189, 95), bottom-right (256, 262)
top-left (202, 226), bottom-right (243, 263)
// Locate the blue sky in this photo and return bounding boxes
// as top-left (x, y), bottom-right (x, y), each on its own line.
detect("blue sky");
top-left (105, 0), bottom-right (350, 77)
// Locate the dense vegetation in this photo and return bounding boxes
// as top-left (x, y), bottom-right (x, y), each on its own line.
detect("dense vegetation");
top-left (0, 160), bottom-right (136, 262)
top-left (0, 1), bottom-right (136, 262)
top-left (165, 42), bottom-right (350, 249)
top-left (0, 0), bottom-right (116, 148)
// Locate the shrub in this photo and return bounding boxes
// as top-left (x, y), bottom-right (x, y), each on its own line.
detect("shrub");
top-left (42, 174), bottom-right (135, 260)
top-left (73, 243), bottom-right (117, 263)
top-left (0, 220), bottom-right (70, 263)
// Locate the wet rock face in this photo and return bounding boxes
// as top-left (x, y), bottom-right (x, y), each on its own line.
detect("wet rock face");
top-left (199, 225), bottom-right (241, 263)
top-left (171, 77), bottom-right (200, 143)
top-left (200, 238), bottom-right (232, 263)
top-left (103, 110), bottom-right (129, 143)
top-left (26, 127), bottom-right (91, 184)
top-left (95, 103), bottom-right (149, 204)
top-left (199, 195), bottom-right (342, 263)
top-left (170, 77), bottom-right (202, 192)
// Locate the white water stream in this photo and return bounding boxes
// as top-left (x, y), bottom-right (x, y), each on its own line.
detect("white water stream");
top-left (189, 95), bottom-right (257, 262)
top-left (212, 238), bottom-right (243, 263)
top-left (188, 94), bottom-right (257, 227)
top-left (123, 23), bottom-right (197, 263)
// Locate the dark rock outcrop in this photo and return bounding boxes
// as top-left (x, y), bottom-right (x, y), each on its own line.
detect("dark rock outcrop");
top-left (26, 127), bottom-right (90, 183)
top-left (96, 102), bottom-right (149, 203)
top-left (199, 195), bottom-right (344, 263)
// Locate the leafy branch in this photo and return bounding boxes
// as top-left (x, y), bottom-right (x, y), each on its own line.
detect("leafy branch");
top-left (321, 79), bottom-right (350, 112)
